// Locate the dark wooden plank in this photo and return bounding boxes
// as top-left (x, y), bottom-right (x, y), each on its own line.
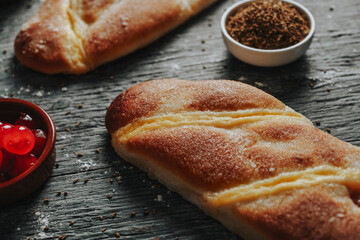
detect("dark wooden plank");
top-left (0, 0), bottom-right (359, 239)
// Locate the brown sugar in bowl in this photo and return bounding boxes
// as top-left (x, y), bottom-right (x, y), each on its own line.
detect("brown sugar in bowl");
top-left (221, 0), bottom-right (315, 67)
top-left (0, 98), bottom-right (56, 206)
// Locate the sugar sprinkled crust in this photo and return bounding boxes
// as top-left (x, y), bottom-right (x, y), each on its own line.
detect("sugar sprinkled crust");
top-left (105, 79), bottom-right (287, 134)
top-left (14, 0), bottom-right (217, 74)
top-left (106, 79), bottom-right (360, 239)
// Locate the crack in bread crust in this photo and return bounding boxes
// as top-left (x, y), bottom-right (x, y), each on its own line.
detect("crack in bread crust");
top-left (115, 109), bottom-right (307, 142)
top-left (206, 165), bottom-right (360, 206)
top-left (105, 79), bottom-right (289, 134)
top-left (66, 1), bottom-right (89, 69)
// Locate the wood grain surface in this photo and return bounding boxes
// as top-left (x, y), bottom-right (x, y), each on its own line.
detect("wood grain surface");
top-left (0, 0), bottom-right (359, 239)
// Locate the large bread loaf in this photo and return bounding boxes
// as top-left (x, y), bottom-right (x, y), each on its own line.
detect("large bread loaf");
top-left (106, 79), bottom-right (360, 240)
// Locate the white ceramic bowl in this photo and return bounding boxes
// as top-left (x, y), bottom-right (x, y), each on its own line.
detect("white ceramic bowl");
top-left (221, 0), bottom-right (315, 67)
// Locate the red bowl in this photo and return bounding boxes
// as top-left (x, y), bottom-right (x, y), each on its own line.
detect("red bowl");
top-left (0, 98), bottom-right (56, 206)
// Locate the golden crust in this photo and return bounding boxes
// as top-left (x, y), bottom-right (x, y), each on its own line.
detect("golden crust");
top-left (237, 183), bottom-right (360, 240)
top-left (105, 79), bottom-right (360, 239)
top-left (14, 0), bottom-right (217, 74)
top-left (14, 0), bottom-right (72, 74)
top-left (105, 79), bottom-right (286, 134)
top-left (127, 125), bottom-right (255, 191)
top-left (15, 27), bottom-right (69, 74)
top-left (125, 119), bottom-right (360, 192)
top-left (78, 0), bottom-right (115, 24)
top-left (84, 0), bottom-right (186, 67)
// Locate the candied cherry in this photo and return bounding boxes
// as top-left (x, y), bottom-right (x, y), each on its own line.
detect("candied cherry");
top-left (14, 113), bottom-right (37, 129)
top-left (9, 154), bottom-right (37, 178)
top-left (0, 150), bottom-right (2, 169)
top-left (0, 149), bottom-right (16, 172)
top-left (0, 123), bottom-right (13, 148)
top-left (3, 126), bottom-right (35, 155)
top-left (31, 129), bottom-right (47, 156)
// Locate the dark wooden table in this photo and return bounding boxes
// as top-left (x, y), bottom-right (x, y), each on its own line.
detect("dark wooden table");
top-left (0, 0), bottom-right (359, 239)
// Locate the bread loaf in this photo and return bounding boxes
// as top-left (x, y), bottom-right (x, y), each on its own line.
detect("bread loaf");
top-left (105, 79), bottom-right (360, 240)
top-left (15, 0), bottom-right (217, 74)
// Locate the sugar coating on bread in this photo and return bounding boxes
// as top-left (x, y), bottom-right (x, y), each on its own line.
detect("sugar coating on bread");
top-left (106, 79), bottom-right (360, 239)
top-left (105, 79), bottom-right (289, 133)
